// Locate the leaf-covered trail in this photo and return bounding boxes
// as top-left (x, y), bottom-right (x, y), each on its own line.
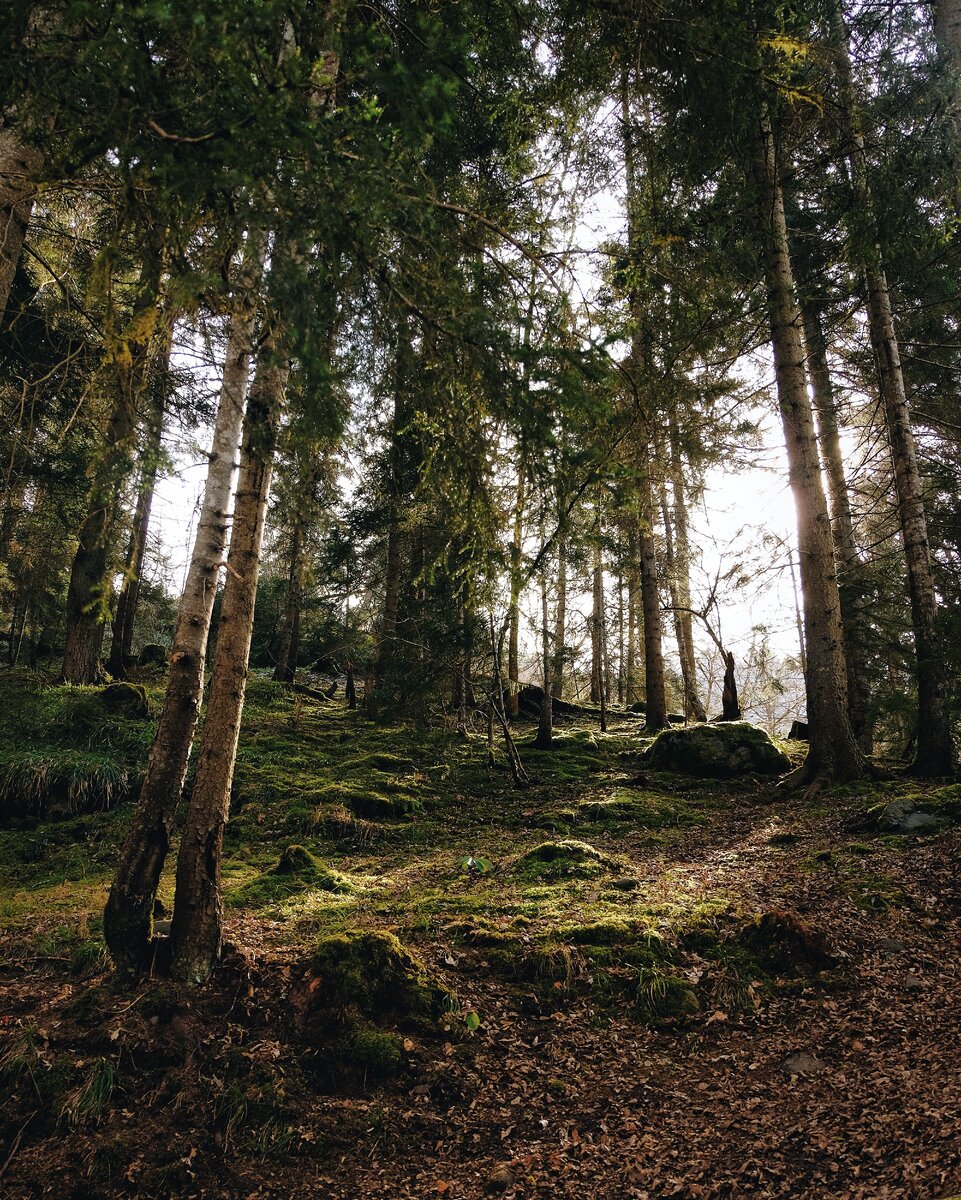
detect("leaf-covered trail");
top-left (297, 793), bottom-right (961, 1200)
top-left (2, 743), bottom-right (960, 1200)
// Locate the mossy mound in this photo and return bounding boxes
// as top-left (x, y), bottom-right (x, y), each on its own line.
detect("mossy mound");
top-left (302, 930), bottom-right (453, 1021)
top-left (229, 845), bottom-right (352, 907)
top-left (737, 910), bottom-right (835, 974)
top-left (635, 968), bottom-right (700, 1025)
top-left (577, 797), bottom-right (634, 822)
top-left (309, 782), bottom-right (419, 821)
top-left (642, 722), bottom-right (790, 778)
top-left (515, 838), bottom-right (613, 879)
top-left (137, 644), bottom-right (167, 669)
top-left (99, 682), bottom-right (149, 720)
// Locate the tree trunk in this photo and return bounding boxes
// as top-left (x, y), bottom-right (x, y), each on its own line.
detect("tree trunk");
top-left (62, 257), bottom-right (165, 684)
top-left (616, 569), bottom-right (625, 705)
top-left (621, 71), bottom-right (668, 732)
top-left (637, 470), bottom-right (668, 730)
top-left (667, 420), bottom-right (707, 722)
top-left (103, 235), bottom-right (263, 976)
top-left (534, 564), bottom-right (553, 749)
top-left (169, 335), bottom-right (286, 984)
top-left (752, 108), bottom-right (864, 783)
top-left (828, 1), bottom-right (955, 775)
top-left (625, 521), bottom-right (640, 705)
top-left (106, 378), bottom-right (168, 678)
top-left (272, 519), bottom-right (305, 683)
top-left (371, 354), bottom-right (408, 694)
top-left (551, 527), bottom-right (567, 700)
top-left (506, 458), bottom-right (526, 718)
top-left (590, 529), bottom-right (603, 704)
top-left (799, 301), bottom-right (872, 751)
top-left (933, 0), bottom-right (961, 197)
top-left (0, 123), bottom-right (42, 327)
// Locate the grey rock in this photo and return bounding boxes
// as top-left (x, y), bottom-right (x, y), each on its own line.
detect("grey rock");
top-left (877, 800), bottom-right (946, 835)
top-left (781, 1051), bottom-right (825, 1077)
top-left (898, 812), bottom-right (946, 835)
top-left (642, 722), bottom-right (791, 779)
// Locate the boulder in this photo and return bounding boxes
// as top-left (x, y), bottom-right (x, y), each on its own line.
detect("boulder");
top-left (137, 643), bottom-right (167, 669)
top-left (99, 682), bottom-right (149, 720)
top-left (877, 799), bottom-right (946, 835)
top-left (642, 721), bottom-right (790, 778)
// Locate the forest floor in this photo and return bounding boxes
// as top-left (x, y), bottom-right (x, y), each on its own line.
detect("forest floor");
top-left (1, 673), bottom-right (961, 1199)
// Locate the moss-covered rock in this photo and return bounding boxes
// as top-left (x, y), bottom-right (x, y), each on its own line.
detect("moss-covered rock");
top-left (302, 930), bottom-right (453, 1021)
top-left (642, 722), bottom-right (790, 778)
top-left (99, 682), bottom-right (149, 720)
top-left (737, 910), bottom-right (835, 973)
top-left (515, 839), bottom-right (612, 879)
top-left (228, 845), bottom-right (352, 907)
top-left (136, 644), bottom-right (167, 670)
top-left (635, 968), bottom-right (700, 1025)
top-left (340, 1025), bottom-right (405, 1076)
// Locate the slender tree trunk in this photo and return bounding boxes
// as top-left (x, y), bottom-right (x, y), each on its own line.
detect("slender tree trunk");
top-left (828, 2), bottom-right (955, 775)
top-left (273, 520), bottom-right (305, 683)
top-left (103, 235), bottom-right (263, 976)
top-left (625, 521), bottom-right (639, 705)
top-left (534, 563), bottom-right (553, 750)
top-left (590, 530), bottom-right (603, 704)
top-left (170, 339), bottom-right (285, 983)
top-left (372, 354), bottom-right (408, 693)
top-left (551, 527), bottom-right (567, 700)
top-left (0, 123), bottom-right (42, 327)
top-left (637, 472), bottom-right (668, 730)
top-left (62, 257), bottom-right (165, 684)
top-left (752, 108), bottom-right (864, 784)
top-left (107, 381), bottom-right (167, 678)
top-left (506, 458), bottom-right (526, 718)
top-left (667, 420), bottom-right (707, 722)
top-left (616, 569), bottom-right (625, 705)
top-left (799, 301), bottom-right (872, 750)
top-left (933, 0), bottom-right (961, 197)
top-left (621, 71), bottom-right (668, 732)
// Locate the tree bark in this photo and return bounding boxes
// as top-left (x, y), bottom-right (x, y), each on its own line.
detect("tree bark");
top-left (0, 122), bottom-right (42, 328)
top-left (103, 234), bottom-right (263, 976)
top-left (752, 108), bottom-right (864, 783)
top-left (828, 0), bottom-right (955, 775)
top-left (169, 337), bottom-right (285, 983)
top-left (799, 301), bottom-right (873, 751)
top-left (637, 470), bottom-right (668, 730)
top-left (621, 71), bottom-right (668, 732)
top-left (106, 373), bottom-right (168, 678)
top-left (506, 457), bottom-right (526, 718)
top-left (272, 519), bottom-right (305, 683)
top-left (551, 527), bottom-right (567, 700)
top-left (667, 420), bottom-right (707, 722)
top-left (62, 256), bottom-right (165, 684)
top-left (534, 562), bottom-right (553, 749)
top-left (933, 0), bottom-right (961, 197)
top-left (590, 527), bottom-right (603, 705)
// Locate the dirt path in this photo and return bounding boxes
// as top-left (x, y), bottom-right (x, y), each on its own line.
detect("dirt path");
top-left (2, 780), bottom-right (960, 1200)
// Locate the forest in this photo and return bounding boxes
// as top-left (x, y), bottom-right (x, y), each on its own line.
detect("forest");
top-left (1, 0), bottom-right (960, 1196)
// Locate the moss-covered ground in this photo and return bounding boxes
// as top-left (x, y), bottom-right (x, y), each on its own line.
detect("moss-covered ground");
top-left (2, 673), bottom-right (960, 1198)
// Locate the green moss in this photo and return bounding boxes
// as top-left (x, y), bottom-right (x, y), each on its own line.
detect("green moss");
top-left (228, 845), bottom-right (352, 908)
top-left (737, 910), bottom-right (835, 973)
top-left (561, 918), bottom-right (636, 945)
top-left (635, 968), bottom-right (700, 1025)
top-left (306, 930), bottom-right (453, 1020)
top-left (342, 1025), bottom-right (405, 1076)
top-left (515, 839), bottom-right (613, 879)
top-left (643, 722), bottom-right (791, 778)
